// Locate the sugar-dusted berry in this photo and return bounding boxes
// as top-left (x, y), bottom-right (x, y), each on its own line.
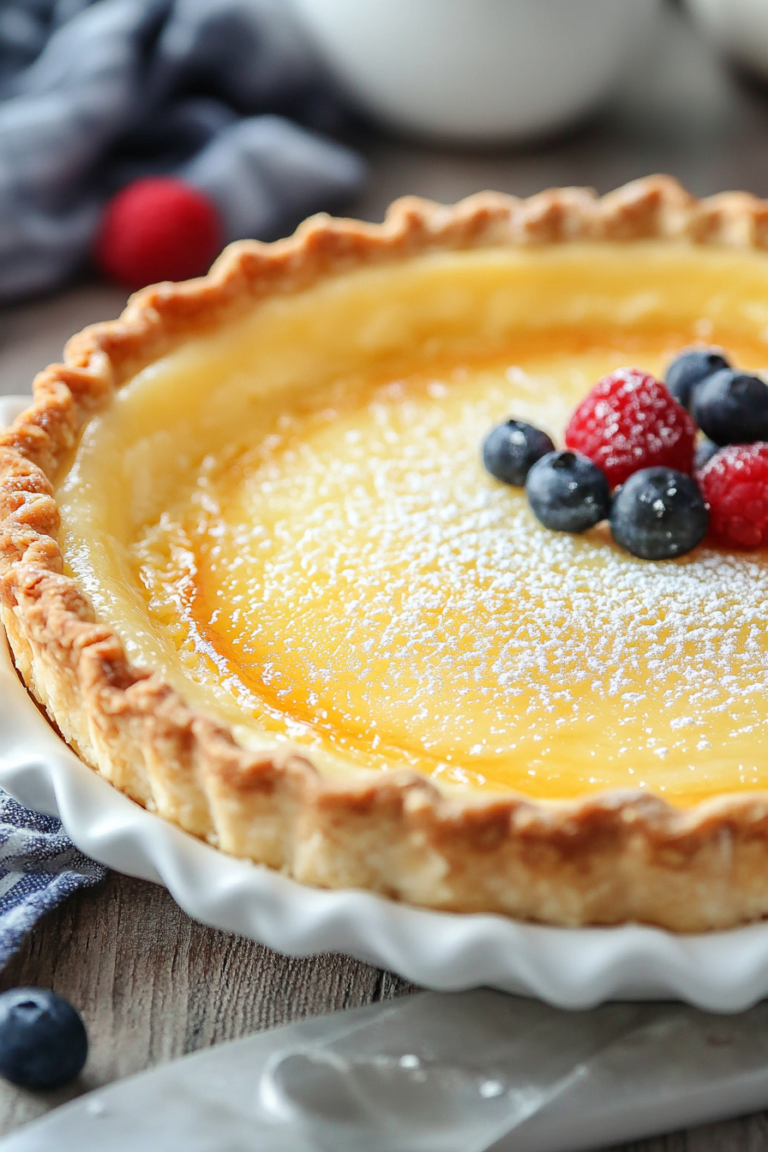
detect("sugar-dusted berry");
top-left (565, 368), bottom-right (696, 489)
top-left (610, 467), bottom-right (708, 560)
top-left (665, 348), bottom-right (729, 411)
top-left (692, 369), bottom-right (768, 446)
top-left (525, 450), bottom-right (610, 533)
top-left (482, 419), bottom-right (555, 486)
top-left (697, 442), bottom-right (768, 548)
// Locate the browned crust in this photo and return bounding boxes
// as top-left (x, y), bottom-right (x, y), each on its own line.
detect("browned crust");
top-left (4, 174), bottom-right (768, 931)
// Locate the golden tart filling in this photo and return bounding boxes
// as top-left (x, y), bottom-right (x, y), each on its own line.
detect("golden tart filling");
top-left (58, 242), bottom-right (768, 807)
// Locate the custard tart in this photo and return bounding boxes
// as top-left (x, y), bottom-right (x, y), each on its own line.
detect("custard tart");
top-left (4, 175), bottom-right (768, 931)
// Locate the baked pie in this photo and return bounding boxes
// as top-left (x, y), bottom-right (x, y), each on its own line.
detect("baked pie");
top-left (4, 175), bottom-right (768, 931)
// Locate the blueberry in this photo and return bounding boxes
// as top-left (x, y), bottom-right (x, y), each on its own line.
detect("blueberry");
top-left (665, 348), bottom-right (729, 410)
top-left (610, 467), bottom-right (708, 560)
top-left (694, 438), bottom-right (720, 470)
top-left (692, 369), bottom-right (768, 445)
top-left (0, 988), bottom-right (88, 1089)
top-left (526, 450), bottom-right (610, 533)
top-left (482, 419), bottom-right (555, 486)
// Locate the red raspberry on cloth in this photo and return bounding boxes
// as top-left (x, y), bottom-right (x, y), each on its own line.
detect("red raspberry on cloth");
top-left (697, 442), bottom-right (768, 548)
top-left (565, 368), bottom-right (696, 488)
top-left (93, 177), bottom-right (223, 290)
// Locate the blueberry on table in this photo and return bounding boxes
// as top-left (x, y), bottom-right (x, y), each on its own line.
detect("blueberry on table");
top-left (610, 467), bottom-right (708, 560)
top-left (525, 450), bottom-right (610, 533)
top-left (692, 369), bottom-right (768, 445)
top-left (0, 988), bottom-right (88, 1089)
top-left (665, 348), bottom-right (729, 410)
top-left (482, 419), bottom-right (555, 486)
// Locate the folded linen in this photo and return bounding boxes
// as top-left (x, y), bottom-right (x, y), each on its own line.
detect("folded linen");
top-left (0, 789), bottom-right (106, 968)
top-left (0, 0), bottom-right (365, 299)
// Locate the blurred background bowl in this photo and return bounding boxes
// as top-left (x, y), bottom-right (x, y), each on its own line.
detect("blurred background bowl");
top-left (686, 0), bottom-right (768, 83)
top-left (291, 0), bottom-right (662, 145)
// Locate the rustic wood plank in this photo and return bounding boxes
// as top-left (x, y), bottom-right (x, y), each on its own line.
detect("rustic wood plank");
top-left (0, 871), bottom-right (766, 1150)
top-left (609, 1112), bottom-right (768, 1152)
top-left (0, 872), bottom-right (413, 1136)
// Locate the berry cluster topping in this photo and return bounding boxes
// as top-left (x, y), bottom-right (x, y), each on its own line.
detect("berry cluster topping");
top-left (481, 345), bottom-right (768, 560)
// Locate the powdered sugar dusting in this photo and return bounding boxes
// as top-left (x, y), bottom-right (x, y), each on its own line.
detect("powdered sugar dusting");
top-left (133, 349), bottom-right (768, 799)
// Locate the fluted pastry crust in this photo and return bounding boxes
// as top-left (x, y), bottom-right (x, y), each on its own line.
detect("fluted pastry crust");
top-left (3, 174), bottom-right (768, 932)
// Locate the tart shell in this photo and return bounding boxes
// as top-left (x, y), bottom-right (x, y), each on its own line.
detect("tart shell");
top-left (3, 175), bottom-right (768, 932)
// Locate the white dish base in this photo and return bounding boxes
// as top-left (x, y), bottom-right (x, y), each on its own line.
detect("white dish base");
top-left (3, 395), bottom-right (768, 1011)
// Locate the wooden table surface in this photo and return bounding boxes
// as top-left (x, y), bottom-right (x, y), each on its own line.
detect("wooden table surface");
top-left (2, 4), bottom-right (768, 1147)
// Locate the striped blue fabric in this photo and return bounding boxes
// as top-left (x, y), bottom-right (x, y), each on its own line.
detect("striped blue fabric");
top-left (0, 790), bottom-right (106, 968)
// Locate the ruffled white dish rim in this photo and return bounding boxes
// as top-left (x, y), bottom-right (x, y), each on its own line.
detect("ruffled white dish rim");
top-left (2, 395), bottom-right (768, 1013)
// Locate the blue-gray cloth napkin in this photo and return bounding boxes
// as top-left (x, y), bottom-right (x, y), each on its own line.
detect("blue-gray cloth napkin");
top-left (0, 789), bottom-right (106, 968)
top-left (0, 0), bottom-right (366, 299)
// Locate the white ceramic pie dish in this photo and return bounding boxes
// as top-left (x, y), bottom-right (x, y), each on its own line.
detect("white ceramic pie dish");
top-left (291, 0), bottom-right (661, 144)
top-left (2, 386), bottom-right (768, 1014)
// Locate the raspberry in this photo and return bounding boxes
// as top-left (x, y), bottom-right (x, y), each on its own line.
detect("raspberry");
top-left (93, 177), bottom-right (223, 290)
top-left (697, 442), bottom-right (768, 548)
top-left (565, 368), bottom-right (696, 489)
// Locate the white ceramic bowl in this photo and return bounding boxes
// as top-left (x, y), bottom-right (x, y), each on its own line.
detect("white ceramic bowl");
top-left (291, 0), bottom-right (661, 144)
top-left (686, 0), bottom-right (768, 81)
top-left (4, 389), bottom-right (768, 1013)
